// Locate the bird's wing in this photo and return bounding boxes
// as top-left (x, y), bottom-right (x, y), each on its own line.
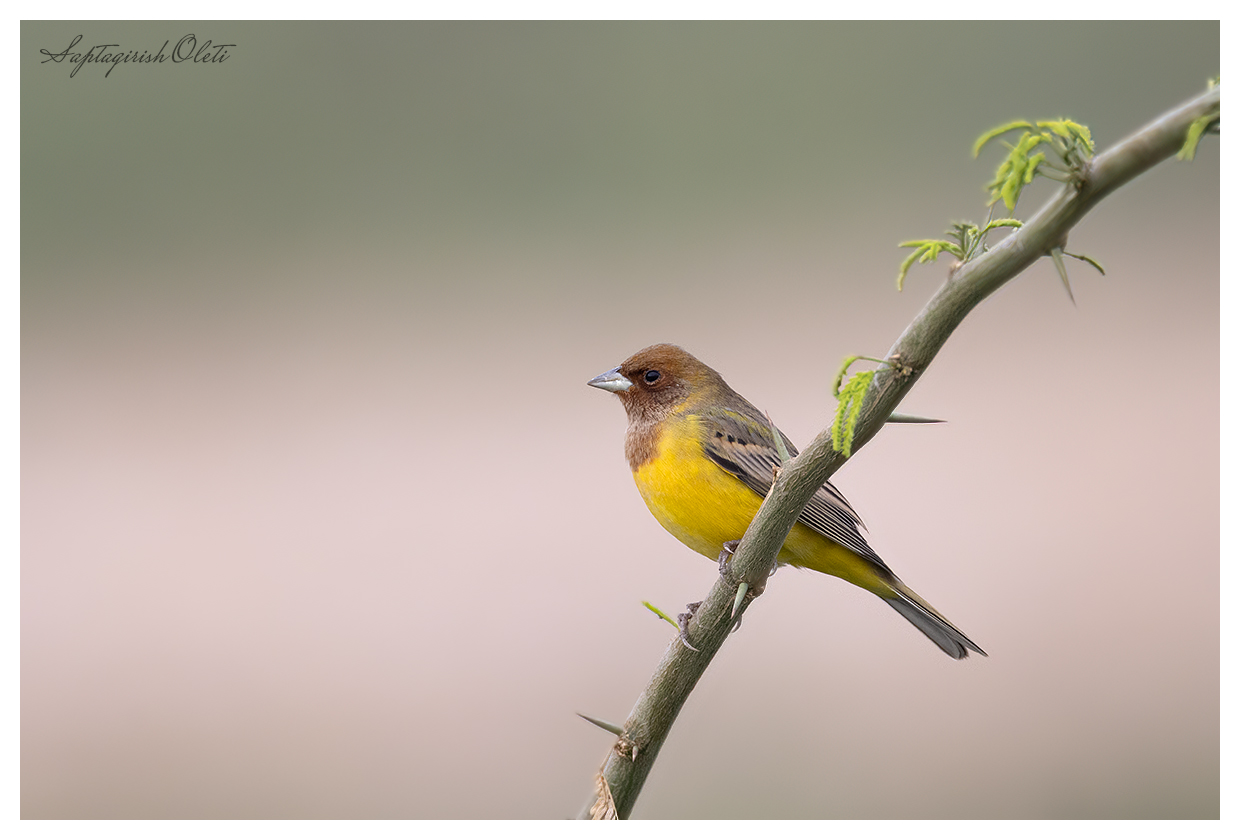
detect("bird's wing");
top-left (698, 408), bottom-right (887, 567)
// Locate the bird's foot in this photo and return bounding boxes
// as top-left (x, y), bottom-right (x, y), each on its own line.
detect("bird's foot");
top-left (716, 540), bottom-right (741, 579)
top-left (677, 602), bottom-right (702, 651)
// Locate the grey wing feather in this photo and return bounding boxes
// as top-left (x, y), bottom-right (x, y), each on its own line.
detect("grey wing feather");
top-left (698, 409), bottom-right (888, 569)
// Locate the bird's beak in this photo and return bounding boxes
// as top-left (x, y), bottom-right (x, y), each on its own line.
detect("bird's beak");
top-left (587, 367), bottom-right (632, 393)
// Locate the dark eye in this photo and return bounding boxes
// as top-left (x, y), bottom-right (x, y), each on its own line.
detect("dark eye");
top-left (644, 369), bottom-right (661, 384)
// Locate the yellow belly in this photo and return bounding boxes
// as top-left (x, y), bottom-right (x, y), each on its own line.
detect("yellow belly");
top-left (631, 414), bottom-right (891, 595)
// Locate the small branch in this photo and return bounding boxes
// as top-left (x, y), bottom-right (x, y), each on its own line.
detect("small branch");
top-left (579, 84), bottom-right (1218, 820)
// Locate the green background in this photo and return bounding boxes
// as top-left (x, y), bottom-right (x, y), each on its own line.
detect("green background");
top-left (22, 21), bottom-right (1219, 818)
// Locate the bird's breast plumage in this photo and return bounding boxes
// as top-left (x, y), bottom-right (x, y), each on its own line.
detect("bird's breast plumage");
top-left (630, 413), bottom-right (767, 559)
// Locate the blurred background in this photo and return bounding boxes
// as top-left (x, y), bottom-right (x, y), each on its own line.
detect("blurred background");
top-left (21, 22), bottom-right (1218, 818)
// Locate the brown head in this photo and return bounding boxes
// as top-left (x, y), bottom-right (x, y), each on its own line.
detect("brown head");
top-left (586, 344), bottom-right (729, 424)
top-left (587, 344), bottom-right (735, 469)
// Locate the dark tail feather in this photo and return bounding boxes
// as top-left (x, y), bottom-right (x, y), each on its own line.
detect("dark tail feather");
top-left (883, 579), bottom-right (986, 660)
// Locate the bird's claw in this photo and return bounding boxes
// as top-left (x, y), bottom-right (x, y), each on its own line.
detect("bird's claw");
top-left (677, 602), bottom-right (702, 651)
top-left (716, 540), bottom-right (741, 579)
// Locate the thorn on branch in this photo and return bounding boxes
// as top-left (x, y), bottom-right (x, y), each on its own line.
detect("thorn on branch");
top-left (731, 581), bottom-right (748, 620)
top-left (577, 713), bottom-right (627, 737)
top-left (886, 412), bottom-right (944, 424)
top-left (766, 410), bottom-right (791, 464)
top-left (1050, 247), bottom-right (1077, 305)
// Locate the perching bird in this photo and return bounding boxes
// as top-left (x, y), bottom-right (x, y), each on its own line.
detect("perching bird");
top-left (587, 343), bottom-right (984, 659)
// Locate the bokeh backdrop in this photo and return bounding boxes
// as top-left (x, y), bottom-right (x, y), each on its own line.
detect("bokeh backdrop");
top-left (21, 21), bottom-right (1219, 818)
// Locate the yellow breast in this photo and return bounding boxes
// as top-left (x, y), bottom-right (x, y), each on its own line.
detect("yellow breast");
top-left (631, 413), bottom-right (766, 559)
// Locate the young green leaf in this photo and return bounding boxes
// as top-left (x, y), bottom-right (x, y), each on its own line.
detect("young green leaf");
top-left (972, 120), bottom-right (1034, 158)
top-left (831, 369), bottom-right (875, 457)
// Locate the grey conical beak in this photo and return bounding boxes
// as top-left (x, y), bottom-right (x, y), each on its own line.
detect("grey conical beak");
top-left (587, 367), bottom-right (633, 393)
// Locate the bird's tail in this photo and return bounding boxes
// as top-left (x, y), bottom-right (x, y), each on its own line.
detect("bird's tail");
top-left (882, 578), bottom-right (986, 660)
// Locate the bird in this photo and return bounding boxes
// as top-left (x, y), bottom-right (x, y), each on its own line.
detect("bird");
top-left (587, 343), bottom-right (984, 659)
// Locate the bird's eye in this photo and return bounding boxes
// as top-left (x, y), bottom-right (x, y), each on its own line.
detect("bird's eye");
top-left (644, 369), bottom-right (661, 384)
